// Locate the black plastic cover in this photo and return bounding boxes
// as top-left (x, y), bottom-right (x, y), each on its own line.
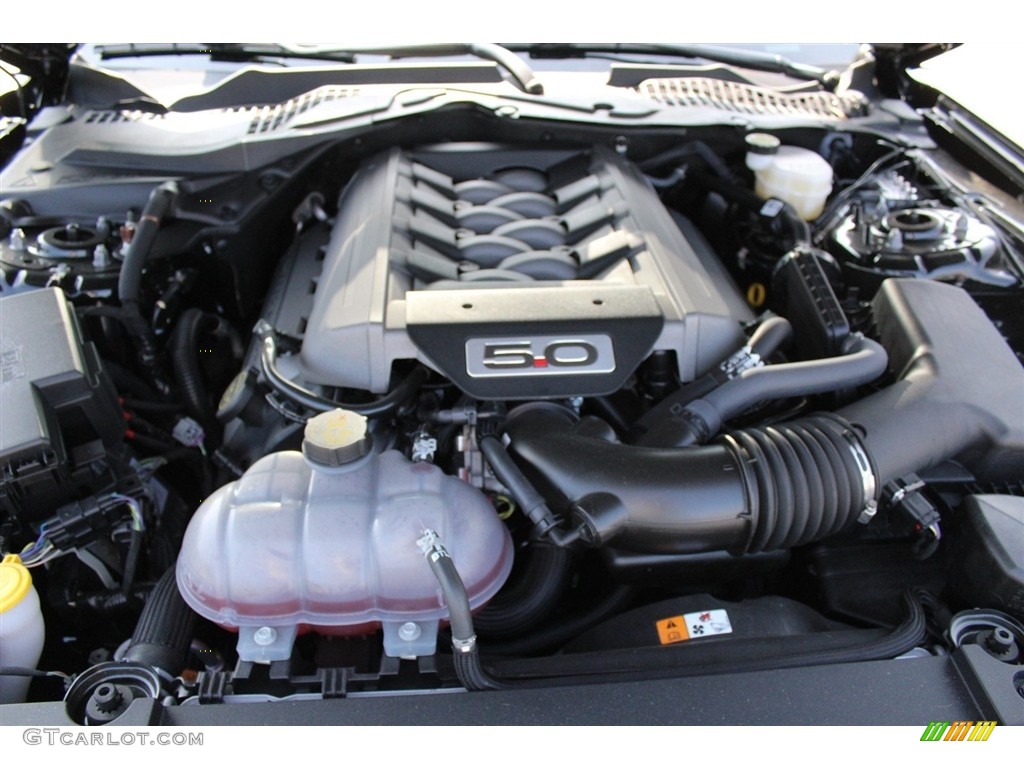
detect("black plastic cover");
top-left (406, 284), bottom-right (663, 399)
top-left (839, 279), bottom-right (1024, 483)
top-left (952, 495), bottom-right (1024, 621)
top-left (0, 287), bottom-right (124, 520)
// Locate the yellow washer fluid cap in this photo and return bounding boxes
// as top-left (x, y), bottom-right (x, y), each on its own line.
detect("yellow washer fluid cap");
top-left (0, 552), bottom-right (45, 703)
top-left (0, 554), bottom-right (32, 613)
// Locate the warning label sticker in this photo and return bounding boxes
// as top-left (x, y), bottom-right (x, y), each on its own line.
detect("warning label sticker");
top-left (656, 609), bottom-right (732, 645)
top-left (1, 347), bottom-right (25, 383)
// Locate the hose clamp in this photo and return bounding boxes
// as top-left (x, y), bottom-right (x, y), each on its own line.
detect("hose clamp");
top-left (840, 429), bottom-right (878, 523)
top-left (417, 529), bottom-right (448, 559)
top-left (452, 635), bottom-right (478, 654)
top-left (720, 347), bottom-right (762, 379)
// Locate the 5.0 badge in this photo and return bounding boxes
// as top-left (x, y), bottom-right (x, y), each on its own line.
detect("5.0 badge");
top-left (465, 334), bottom-right (616, 378)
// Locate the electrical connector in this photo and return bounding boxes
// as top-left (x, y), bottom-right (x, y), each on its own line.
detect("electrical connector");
top-left (46, 498), bottom-right (110, 551)
top-left (172, 417), bottom-right (206, 448)
top-left (883, 474), bottom-right (941, 559)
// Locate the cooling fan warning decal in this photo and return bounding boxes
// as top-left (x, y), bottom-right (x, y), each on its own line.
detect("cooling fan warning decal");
top-left (656, 609), bottom-right (733, 645)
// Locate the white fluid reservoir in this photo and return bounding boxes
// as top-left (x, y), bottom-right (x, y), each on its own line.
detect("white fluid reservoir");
top-left (748, 143), bottom-right (834, 221)
top-left (176, 440), bottom-right (514, 662)
top-left (0, 555), bottom-right (46, 704)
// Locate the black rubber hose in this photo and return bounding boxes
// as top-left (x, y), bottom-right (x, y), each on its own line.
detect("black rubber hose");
top-left (479, 435), bottom-right (560, 538)
top-left (420, 532), bottom-right (506, 691)
top-left (692, 168), bottom-right (811, 247)
top-left (105, 361), bottom-right (165, 402)
top-left (169, 308), bottom-right (241, 436)
top-left (637, 141), bottom-right (736, 182)
top-left (702, 334), bottom-right (885, 430)
top-left (425, 550), bottom-right (475, 644)
top-left (632, 316), bottom-right (793, 443)
top-left (169, 309), bottom-right (215, 429)
top-left (118, 182), bottom-right (179, 307)
top-left (256, 321), bottom-right (427, 419)
top-left (472, 542), bottom-right (573, 638)
top-left (650, 333), bottom-right (887, 447)
top-left (748, 315), bottom-right (794, 359)
top-left (708, 334), bottom-right (886, 418)
top-left (122, 564), bottom-right (195, 676)
top-left (0, 666), bottom-right (69, 680)
top-left (452, 649), bottom-right (506, 691)
top-left (115, 182), bottom-right (179, 382)
top-left (506, 407), bottom-right (876, 555)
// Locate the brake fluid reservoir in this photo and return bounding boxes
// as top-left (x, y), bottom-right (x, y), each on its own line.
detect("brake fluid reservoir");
top-left (0, 554), bottom-right (46, 704)
top-left (746, 134), bottom-right (833, 221)
top-left (176, 409), bottom-right (513, 662)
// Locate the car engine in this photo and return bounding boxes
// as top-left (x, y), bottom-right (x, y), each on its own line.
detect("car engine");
top-left (1, 71), bottom-right (1023, 723)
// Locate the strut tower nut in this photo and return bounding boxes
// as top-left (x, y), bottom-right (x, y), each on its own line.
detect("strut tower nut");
top-left (302, 409), bottom-right (372, 467)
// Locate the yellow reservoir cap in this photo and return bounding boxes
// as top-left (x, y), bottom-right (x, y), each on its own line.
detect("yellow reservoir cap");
top-left (0, 554), bottom-right (33, 613)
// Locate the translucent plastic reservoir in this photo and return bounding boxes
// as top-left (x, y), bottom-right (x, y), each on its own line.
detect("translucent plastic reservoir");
top-left (0, 555), bottom-right (45, 704)
top-left (751, 145), bottom-right (834, 221)
top-left (176, 449), bottom-right (514, 661)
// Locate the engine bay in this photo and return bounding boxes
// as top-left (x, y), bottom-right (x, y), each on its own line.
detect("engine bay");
top-left (2, 71), bottom-right (1023, 723)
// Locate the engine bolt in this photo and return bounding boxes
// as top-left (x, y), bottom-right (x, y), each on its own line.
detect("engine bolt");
top-left (9, 228), bottom-right (26, 251)
top-left (253, 626), bottom-right (278, 646)
top-left (398, 622), bottom-right (422, 642)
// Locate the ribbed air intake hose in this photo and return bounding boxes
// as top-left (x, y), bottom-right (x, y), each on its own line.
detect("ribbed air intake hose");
top-left (122, 564), bottom-right (196, 676)
top-left (505, 405), bottom-right (877, 555)
top-left (721, 417), bottom-right (876, 552)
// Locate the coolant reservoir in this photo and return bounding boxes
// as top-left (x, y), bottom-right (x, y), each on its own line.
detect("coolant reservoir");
top-left (0, 554), bottom-right (46, 703)
top-left (746, 134), bottom-right (834, 221)
top-left (177, 409), bottom-right (514, 661)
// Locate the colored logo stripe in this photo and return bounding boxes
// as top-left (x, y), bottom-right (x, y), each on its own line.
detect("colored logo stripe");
top-left (920, 721), bottom-right (997, 742)
top-left (968, 722), bottom-right (997, 741)
top-left (944, 721), bottom-right (973, 741)
top-left (921, 721), bottom-right (950, 741)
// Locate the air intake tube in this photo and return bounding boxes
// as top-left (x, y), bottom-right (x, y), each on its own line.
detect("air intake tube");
top-left (123, 564), bottom-right (195, 676)
top-left (504, 405), bottom-right (877, 554)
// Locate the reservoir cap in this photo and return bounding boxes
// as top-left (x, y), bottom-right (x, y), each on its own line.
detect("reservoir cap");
top-left (302, 409), bottom-right (371, 466)
top-left (0, 555), bottom-right (32, 613)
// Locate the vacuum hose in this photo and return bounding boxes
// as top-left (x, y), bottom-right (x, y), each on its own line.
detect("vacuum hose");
top-left (255, 320), bottom-right (427, 419)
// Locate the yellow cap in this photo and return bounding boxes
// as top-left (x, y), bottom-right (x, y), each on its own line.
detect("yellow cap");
top-left (0, 554), bottom-right (33, 613)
